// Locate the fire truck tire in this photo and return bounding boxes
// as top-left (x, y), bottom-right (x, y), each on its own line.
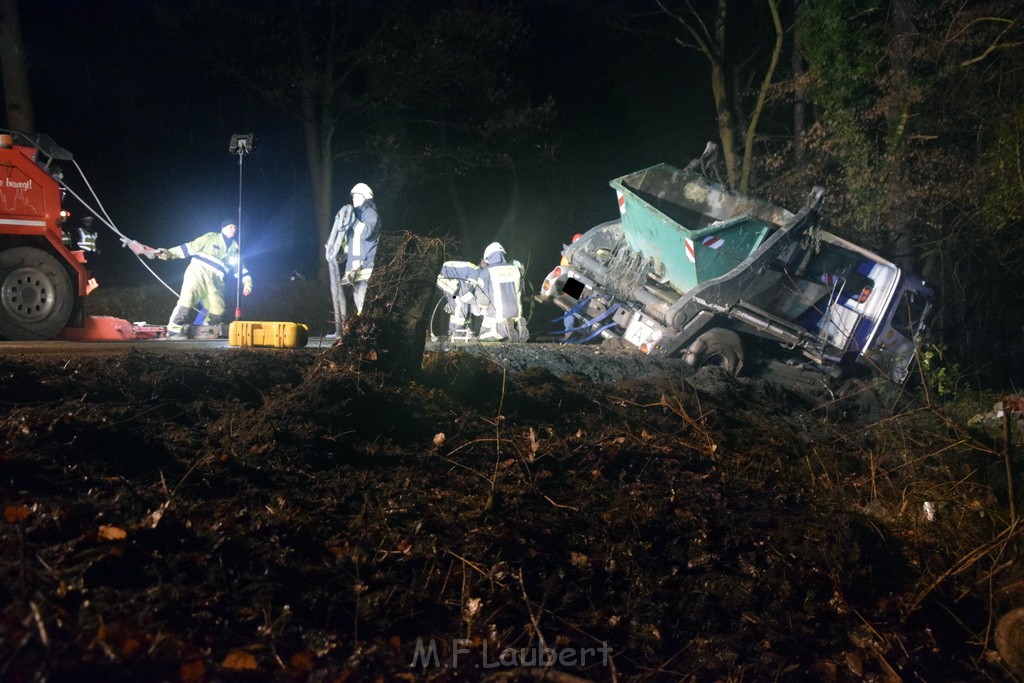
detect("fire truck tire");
top-left (684, 327), bottom-right (745, 376)
top-left (0, 247), bottom-right (75, 341)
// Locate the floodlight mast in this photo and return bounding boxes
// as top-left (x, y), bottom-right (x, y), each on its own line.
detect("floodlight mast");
top-left (229, 134), bottom-right (255, 319)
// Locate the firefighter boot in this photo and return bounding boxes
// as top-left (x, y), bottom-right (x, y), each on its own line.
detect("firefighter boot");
top-left (168, 306), bottom-right (193, 339)
top-left (326, 317), bottom-right (344, 340)
top-left (207, 314), bottom-right (228, 339)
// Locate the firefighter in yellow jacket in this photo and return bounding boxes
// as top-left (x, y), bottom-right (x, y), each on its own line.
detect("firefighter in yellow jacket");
top-left (154, 220), bottom-right (253, 338)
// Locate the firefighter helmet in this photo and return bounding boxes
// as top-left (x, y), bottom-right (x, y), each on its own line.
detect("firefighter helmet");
top-left (483, 242), bottom-right (505, 260)
top-left (350, 183), bottom-right (373, 199)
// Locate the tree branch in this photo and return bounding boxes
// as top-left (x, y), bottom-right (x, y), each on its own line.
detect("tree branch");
top-left (739, 0), bottom-right (783, 192)
top-left (957, 17), bottom-right (1021, 67)
top-left (655, 0), bottom-right (713, 57)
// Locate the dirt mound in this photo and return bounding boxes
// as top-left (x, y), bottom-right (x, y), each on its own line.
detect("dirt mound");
top-left (0, 344), bottom-right (1015, 680)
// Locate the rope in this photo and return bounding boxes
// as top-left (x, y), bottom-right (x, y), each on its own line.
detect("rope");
top-left (63, 159), bottom-right (181, 300)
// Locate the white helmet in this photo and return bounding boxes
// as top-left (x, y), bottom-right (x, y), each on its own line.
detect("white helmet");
top-left (483, 242), bottom-right (505, 260)
top-left (350, 182), bottom-right (373, 199)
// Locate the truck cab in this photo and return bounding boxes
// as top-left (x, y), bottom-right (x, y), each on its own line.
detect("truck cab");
top-left (0, 131), bottom-right (92, 340)
top-left (745, 231), bottom-right (933, 383)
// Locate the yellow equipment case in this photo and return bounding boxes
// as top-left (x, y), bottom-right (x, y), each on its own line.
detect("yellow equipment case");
top-left (228, 321), bottom-right (309, 348)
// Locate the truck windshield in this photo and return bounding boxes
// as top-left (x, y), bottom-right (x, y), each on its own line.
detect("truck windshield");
top-left (801, 244), bottom-right (874, 303)
top-left (779, 242), bottom-right (884, 352)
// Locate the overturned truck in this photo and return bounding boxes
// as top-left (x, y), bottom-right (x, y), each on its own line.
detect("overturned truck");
top-left (537, 145), bottom-right (934, 383)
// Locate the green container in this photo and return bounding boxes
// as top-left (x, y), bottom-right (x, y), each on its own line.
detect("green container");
top-left (609, 164), bottom-right (792, 293)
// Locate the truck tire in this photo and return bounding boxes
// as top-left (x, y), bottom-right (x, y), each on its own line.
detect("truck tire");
top-left (0, 247), bottom-right (75, 341)
top-left (684, 327), bottom-right (745, 376)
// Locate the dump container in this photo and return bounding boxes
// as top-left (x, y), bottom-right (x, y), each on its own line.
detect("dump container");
top-left (610, 163), bottom-right (793, 292)
top-left (228, 321), bottom-right (309, 348)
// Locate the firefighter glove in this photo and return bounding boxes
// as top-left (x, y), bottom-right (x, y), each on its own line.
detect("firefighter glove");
top-left (155, 248), bottom-right (173, 260)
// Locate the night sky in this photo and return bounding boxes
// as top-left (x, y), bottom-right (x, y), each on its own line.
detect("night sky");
top-left (15, 0), bottom-right (714, 288)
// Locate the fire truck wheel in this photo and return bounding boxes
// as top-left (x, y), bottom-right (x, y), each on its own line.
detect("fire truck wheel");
top-left (0, 247), bottom-right (74, 341)
top-left (684, 327), bottom-right (745, 376)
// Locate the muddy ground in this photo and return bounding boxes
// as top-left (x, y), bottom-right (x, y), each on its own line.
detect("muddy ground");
top-left (1, 338), bottom-right (1022, 681)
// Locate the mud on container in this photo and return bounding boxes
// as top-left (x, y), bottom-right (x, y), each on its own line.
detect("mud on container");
top-left (609, 163), bottom-right (793, 293)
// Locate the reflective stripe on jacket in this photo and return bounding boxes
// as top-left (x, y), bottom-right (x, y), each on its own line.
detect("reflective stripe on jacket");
top-left (169, 231), bottom-right (251, 287)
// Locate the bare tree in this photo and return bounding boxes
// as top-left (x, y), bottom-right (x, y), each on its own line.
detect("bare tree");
top-left (654, 0), bottom-right (783, 191)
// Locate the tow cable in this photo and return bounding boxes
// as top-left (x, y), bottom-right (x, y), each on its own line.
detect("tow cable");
top-left (58, 160), bottom-right (185, 308)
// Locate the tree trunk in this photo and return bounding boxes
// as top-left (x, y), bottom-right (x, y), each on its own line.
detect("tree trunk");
top-left (739, 0), bottom-right (782, 192)
top-left (792, 21), bottom-right (806, 163)
top-left (884, 0), bottom-right (916, 270)
top-left (709, 0), bottom-right (740, 187)
top-left (438, 107), bottom-right (472, 251)
top-left (331, 232), bottom-right (446, 379)
top-left (0, 0), bottom-right (34, 133)
top-left (295, 7), bottom-right (335, 282)
top-left (302, 109), bottom-right (334, 283)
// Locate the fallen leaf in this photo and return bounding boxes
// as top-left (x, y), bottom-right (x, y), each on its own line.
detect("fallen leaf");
top-left (98, 525), bottom-right (127, 541)
top-left (221, 650), bottom-right (258, 671)
top-left (843, 651), bottom-right (864, 677)
top-left (289, 651), bottom-right (314, 672)
top-left (179, 658), bottom-right (206, 682)
top-left (122, 636), bottom-right (143, 657)
top-left (570, 551), bottom-right (590, 568)
top-left (464, 597), bottom-right (482, 620)
top-left (145, 502), bottom-right (169, 529)
top-left (4, 504), bottom-right (32, 524)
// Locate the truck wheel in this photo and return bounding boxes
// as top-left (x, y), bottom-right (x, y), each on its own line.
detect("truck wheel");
top-left (0, 247), bottom-right (75, 341)
top-left (684, 328), bottom-right (745, 376)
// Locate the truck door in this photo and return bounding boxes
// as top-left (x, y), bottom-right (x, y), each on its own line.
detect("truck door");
top-left (865, 281), bottom-right (934, 383)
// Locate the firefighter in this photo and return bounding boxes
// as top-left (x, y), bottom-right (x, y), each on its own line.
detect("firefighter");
top-left (325, 182), bottom-right (379, 338)
top-left (436, 260), bottom-right (480, 338)
top-left (474, 242), bottom-right (527, 342)
top-left (155, 219), bottom-right (252, 338)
